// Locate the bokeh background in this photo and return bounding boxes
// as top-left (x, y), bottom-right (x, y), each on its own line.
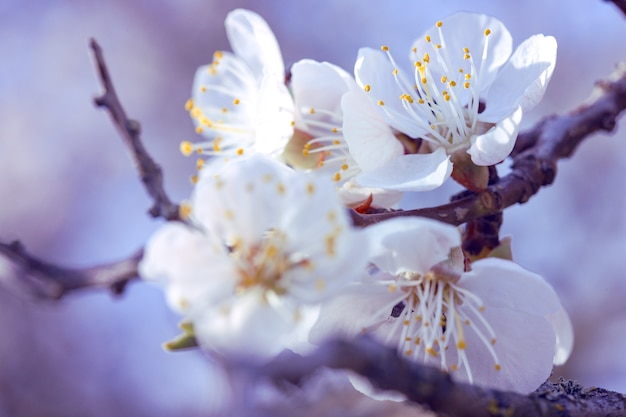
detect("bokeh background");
top-left (1, 0), bottom-right (626, 415)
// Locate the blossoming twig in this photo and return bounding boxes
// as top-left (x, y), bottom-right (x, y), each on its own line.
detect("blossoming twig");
top-left (261, 335), bottom-right (626, 417)
top-left (0, 241), bottom-right (141, 299)
top-left (89, 38), bottom-right (180, 221)
top-left (351, 62), bottom-right (626, 228)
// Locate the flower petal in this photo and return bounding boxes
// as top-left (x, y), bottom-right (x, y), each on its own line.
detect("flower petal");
top-left (254, 73), bottom-right (294, 155)
top-left (468, 106), bottom-right (522, 166)
top-left (460, 257), bottom-right (563, 316)
top-left (354, 48), bottom-right (428, 138)
top-left (364, 217), bottom-right (461, 275)
top-left (139, 222), bottom-right (237, 313)
top-left (291, 59), bottom-right (357, 136)
top-left (354, 148), bottom-right (452, 192)
top-left (480, 35), bottom-right (557, 122)
top-left (341, 90), bottom-right (404, 171)
top-left (336, 178), bottom-right (403, 209)
top-left (452, 307), bottom-right (555, 393)
top-left (546, 306), bottom-right (574, 366)
top-left (410, 12), bottom-right (513, 99)
top-left (225, 9), bottom-right (284, 80)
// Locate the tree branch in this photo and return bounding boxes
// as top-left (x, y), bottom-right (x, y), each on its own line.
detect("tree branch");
top-left (0, 241), bottom-right (141, 299)
top-left (262, 336), bottom-right (626, 417)
top-left (352, 63), bottom-right (626, 227)
top-left (89, 38), bottom-right (181, 221)
top-left (606, 0), bottom-right (626, 16)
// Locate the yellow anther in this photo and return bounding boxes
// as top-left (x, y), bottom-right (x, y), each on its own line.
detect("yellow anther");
top-left (277, 183), bottom-right (286, 195)
top-left (195, 126), bottom-right (203, 134)
top-left (457, 340), bottom-right (467, 350)
top-left (191, 108), bottom-right (202, 118)
top-left (290, 120), bottom-right (295, 126)
top-left (333, 139), bottom-right (341, 145)
top-left (443, 93), bottom-right (451, 102)
top-left (441, 76), bottom-right (448, 83)
top-left (196, 158), bottom-right (205, 170)
top-left (364, 84), bottom-right (371, 92)
top-left (302, 149), bottom-right (309, 156)
top-left (415, 337), bottom-right (421, 345)
top-left (463, 47), bottom-right (470, 53)
top-left (449, 80), bottom-right (457, 87)
top-left (464, 81), bottom-right (470, 89)
top-left (381, 45), bottom-right (389, 51)
top-left (200, 86), bottom-right (207, 93)
top-left (412, 47), bottom-right (417, 53)
top-left (414, 61), bottom-right (422, 68)
top-left (405, 349), bottom-right (413, 356)
top-left (425, 35), bottom-right (431, 42)
top-left (377, 99), bottom-right (385, 106)
top-left (479, 305), bottom-right (486, 312)
top-left (180, 141), bottom-right (194, 156)
top-left (458, 68), bottom-right (464, 73)
top-left (403, 320), bottom-right (410, 326)
top-left (236, 148), bottom-right (244, 155)
top-left (484, 28), bottom-right (491, 36)
top-left (495, 364), bottom-right (501, 371)
top-left (221, 107), bottom-right (228, 113)
top-left (306, 182), bottom-right (315, 195)
top-left (491, 338), bottom-right (496, 345)
top-left (333, 172), bottom-right (341, 182)
top-left (435, 44), bottom-right (441, 49)
top-left (392, 68), bottom-right (399, 75)
top-left (190, 174), bottom-right (198, 184)
top-left (208, 66), bottom-right (217, 75)
top-left (178, 202), bottom-right (192, 220)
top-left (465, 74), bottom-right (472, 80)
top-left (421, 77), bottom-right (427, 84)
top-left (426, 347), bottom-right (438, 357)
top-left (451, 364), bottom-right (458, 371)
top-left (418, 98), bottom-right (425, 104)
top-left (464, 54), bottom-right (471, 60)
top-left (331, 127), bottom-right (338, 133)
top-left (341, 164), bottom-right (348, 171)
top-left (436, 21), bottom-right (443, 27)
top-left (184, 98), bottom-right (194, 111)
top-left (213, 141), bottom-right (221, 152)
top-left (233, 98), bottom-right (240, 105)
top-left (325, 235), bottom-right (336, 256)
top-left (388, 284), bottom-right (397, 292)
top-left (309, 108), bottom-right (316, 114)
top-left (423, 53), bottom-right (430, 63)
top-left (213, 50), bottom-right (223, 59)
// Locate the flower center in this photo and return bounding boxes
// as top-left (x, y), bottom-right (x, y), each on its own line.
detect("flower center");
top-left (371, 267), bottom-right (501, 383)
top-left (369, 21), bottom-right (494, 154)
top-left (231, 230), bottom-right (311, 299)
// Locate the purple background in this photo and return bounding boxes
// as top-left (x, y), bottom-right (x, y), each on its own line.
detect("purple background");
top-left (1, 1), bottom-right (626, 415)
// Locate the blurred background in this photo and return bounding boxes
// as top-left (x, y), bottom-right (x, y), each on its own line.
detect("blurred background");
top-left (1, 0), bottom-right (625, 415)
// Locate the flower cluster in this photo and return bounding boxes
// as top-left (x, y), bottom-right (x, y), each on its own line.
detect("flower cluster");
top-left (140, 8), bottom-right (572, 396)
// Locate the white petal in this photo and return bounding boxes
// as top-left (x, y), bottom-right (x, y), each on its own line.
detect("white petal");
top-left (481, 35), bottom-right (557, 122)
top-left (194, 289), bottom-right (294, 361)
top-left (354, 148), bottom-right (452, 192)
top-left (336, 178), bottom-right (403, 209)
top-left (254, 73), bottom-right (294, 155)
top-left (354, 48), bottom-right (427, 138)
top-left (468, 106), bottom-right (522, 166)
top-left (225, 9), bottom-right (284, 80)
top-left (291, 59), bottom-right (357, 136)
top-left (364, 217), bottom-right (461, 275)
top-left (460, 257), bottom-right (563, 316)
top-left (309, 287), bottom-right (400, 345)
top-left (410, 13), bottom-right (512, 98)
top-left (546, 307), bottom-right (574, 366)
top-left (341, 90), bottom-right (404, 171)
top-left (193, 154), bottom-right (292, 242)
top-left (139, 223), bottom-right (236, 313)
top-left (453, 307), bottom-right (555, 393)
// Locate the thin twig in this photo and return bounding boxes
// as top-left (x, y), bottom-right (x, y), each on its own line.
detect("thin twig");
top-left (262, 336), bottom-right (626, 417)
top-left (89, 38), bottom-right (180, 221)
top-left (352, 63), bottom-right (626, 227)
top-left (0, 241), bottom-right (141, 299)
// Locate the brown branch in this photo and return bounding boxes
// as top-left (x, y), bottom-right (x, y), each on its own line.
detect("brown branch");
top-left (352, 62), bottom-right (626, 227)
top-left (89, 38), bottom-right (180, 221)
top-left (262, 336), bottom-right (626, 417)
top-left (0, 241), bottom-right (141, 299)
top-left (606, 0), bottom-right (626, 16)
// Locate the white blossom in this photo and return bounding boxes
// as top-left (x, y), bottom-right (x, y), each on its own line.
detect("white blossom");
top-left (181, 9), bottom-right (294, 160)
top-left (345, 12), bottom-right (557, 191)
top-left (311, 217), bottom-right (572, 394)
top-left (289, 59), bottom-right (403, 208)
top-left (140, 154), bottom-right (368, 361)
